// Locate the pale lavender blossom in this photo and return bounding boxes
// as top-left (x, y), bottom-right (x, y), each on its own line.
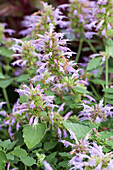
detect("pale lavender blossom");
top-left (79, 98), bottom-right (113, 123)
top-left (43, 160), bottom-right (53, 170)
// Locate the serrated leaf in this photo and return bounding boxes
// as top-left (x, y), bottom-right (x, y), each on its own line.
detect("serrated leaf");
top-left (87, 57), bottom-right (102, 71)
top-left (20, 155), bottom-right (36, 166)
top-left (12, 146), bottom-right (27, 157)
top-left (91, 79), bottom-right (105, 86)
top-left (105, 94), bottom-right (113, 99)
top-left (106, 100), bottom-right (113, 105)
top-left (59, 152), bottom-right (71, 158)
top-left (103, 88), bottom-right (113, 93)
top-left (0, 72), bottom-right (5, 79)
top-left (6, 153), bottom-right (14, 160)
top-left (63, 121), bottom-right (91, 140)
top-left (0, 151), bottom-right (7, 168)
top-left (14, 74), bottom-right (29, 82)
top-left (0, 46), bottom-right (13, 58)
top-left (45, 91), bottom-right (54, 96)
top-left (44, 141), bottom-right (57, 151)
top-left (58, 161), bottom-right (68, 168)
top-left (2, 139), bottom-right (17, 150)
top-left (101, 118), bottom-right (113, 129)
top-left (0, 79), bottom-right (13, 88)
top-left (46, 152), bottom-right (57, 163)
top-left (19, 95), bottom-right (28, 103)
top-left (23, 124), bottom-right (46, 149)
top-left (74, 86), bottom-right (89, 94)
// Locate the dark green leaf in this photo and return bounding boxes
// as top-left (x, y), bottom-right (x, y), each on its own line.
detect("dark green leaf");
top-left (0, 79), bottom-right (13, 88)
top-left (23, 124), bottom-right (46, 149)
top-left (74, 86), bottom-right (89, 93)
top-left (20, 155), bottom-right (36, 166)
top-left (0, 46), bottom-right (13, 58)
top-left (44, 141), bottom-right (57, 151)
top-left (19, 95), bottom-right (28, 103)
top-left (63, 121), bottom-right (91, 140)
top-left (0, 72), bottom-right (5, 79)
top-left (14, 74), bottom-right (29, 82)
top-left (87, 57), bottom-right (102, 71)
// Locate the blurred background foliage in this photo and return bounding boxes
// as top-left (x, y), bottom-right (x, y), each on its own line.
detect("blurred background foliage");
top-left (0, 0), bottom-right (69, 35)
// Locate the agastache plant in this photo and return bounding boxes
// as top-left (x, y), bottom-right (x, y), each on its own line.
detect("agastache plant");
top-left (68, 0), bottom-right (97, 39)
top-left (79, 98), bottom-right (113, 123)
top-left (20, 1), bottom-right (67, 38)
top-left (11, 38), bottom-right (38, 76)
top-left (69, 142), bottom-right (113, 169)
top-left (96, 0), bottom-right (113, 37)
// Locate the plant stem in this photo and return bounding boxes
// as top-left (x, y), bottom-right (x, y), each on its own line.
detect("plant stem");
top-left (90, 82), bottom-right (100, 100)
top-left (105, 45), bottom-right (109, 89)
top-left (75, 39), bottom-right (83, 63)
top-left (25, 165), bottom-right (27, 170)
top-left (85, 39), bottom-right (97, 53)
top-left (0, 62), bottom-right (11, 110)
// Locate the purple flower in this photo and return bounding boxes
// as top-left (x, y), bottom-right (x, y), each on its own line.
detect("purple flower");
top-left (79, 98), bottom-right (113, 122)
top-left (0, 102), bottom-right (6, 109)
top-left (58, 128), bottom-right (62, 140)
top-left (43, 160), bottom-right (53, 170)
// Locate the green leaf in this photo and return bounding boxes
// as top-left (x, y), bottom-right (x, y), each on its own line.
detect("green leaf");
top-left (101, 118), bottom-right (113, 129)
top-left (74, 86), bottom-right (89, 94)
top-left (58, 161), bottom-right (68, 168)
top-left (105, 94), bottom-right (113, 99)
top-left (19, 95), bottom-right (28, 103)
top-left (14, 74), bottom-right (29, 82)
top-left (63, 121), bottom-right (92, 140)
top-left (46, 152), bottom-right (57, 163)
top-left (6, 153), bottom-right (14, 160)
top-left (87, 57), bottom-right (102, 71)
top-left (0, 151), bottom-right (7, 168)
top-left (45, 91), bottom-right (54, 96)
top-left (12, 146), bottom-right (36, 166)
top-left (23, 124), bottom-right (46, 149)
top-left (0, 79), bottom-right (13, 88)
top-left (103, 88), bottom-right (113, 93)
top-left (12, 146), bottom-right (27, 157)
top-left (20, 155), bottom-right (36, 166)
top-left (91, 79), bottom-right (105, 86)
top-left (44, 141), bottom-right (57, 151)
top-left (104, 38), bottom-right (113, 57)
top-left (0, 46), bottom-right (13, 58)
top-left (59, 152), bottom-right (71, 158)
top-left (2, 139), bottom-right (17, 150)
top-left (0, 72), bottom-right (5, 79)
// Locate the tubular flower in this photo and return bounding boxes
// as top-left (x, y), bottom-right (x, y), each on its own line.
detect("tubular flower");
top-left (79, 98), bottom-right (113, 123)
top-left (61, 130), bottom-right (90, 154)
top-left (20, 1), bottom-right (67, 37)
top-left (33, 23), bottom-right (76, 81)
top-left (95, 0), bottom-right (113, 37)
top-left (59, 0), bottom-right (97, 39)
top-left (69, 142), bottom-right (113, 170)
top-left (11, 39), bottom-right (38, 68)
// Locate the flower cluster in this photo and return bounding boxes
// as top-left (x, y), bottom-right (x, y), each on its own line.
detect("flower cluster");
top-left (11, 39), bottom-right (38, 68)
top-left (59, 0), bottom-right (97, 39)
top-left (69, 142), bottom-right (113, 169)
top-left (32, 23), bottom-right (76, 81)
top-left (95, 0), bottom-right (113, 37)
top-left (20, 1), bottom-right (67, 37)
top-left (79, 98), bottom-right (113, 123)
top-left (61, 130), bottom-right (113, 169)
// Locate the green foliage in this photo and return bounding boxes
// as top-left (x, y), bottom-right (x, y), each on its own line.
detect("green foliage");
top-left (23, 124), bottom-right (46, 149)
top-left (63, 120), bottom-right (92, 140)
top-left (14, 74), bottom-right (29, 82)
top-left (0, 79), bottom-right (13, 88)
top-left (87, 57), bottom-right (102, 71)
